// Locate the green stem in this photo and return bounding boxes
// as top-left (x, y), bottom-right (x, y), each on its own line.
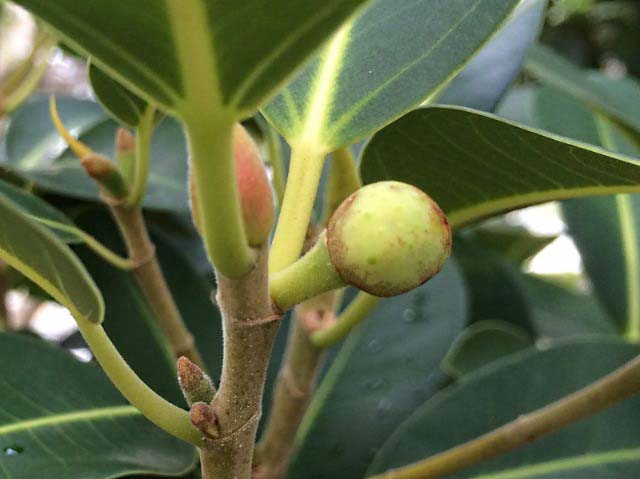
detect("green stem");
top-left (311, 292), bottom-right (380, 348)
top-left (369, 353), bottom-right (640, 479)
top-left (270, 233), bottom-right (345, 311)
top-left (29, 217), bottom-right (133, 270)
top-left (269, 146), bottom-right (326, 273)
top-left (2, 49), bottom-right (52, 115)
top-left (76, 318), bottom-right (202, 446)
top-left (128, 106), bottom-right (155, 207)
top-left (185, 117), bottom-right (256, 278)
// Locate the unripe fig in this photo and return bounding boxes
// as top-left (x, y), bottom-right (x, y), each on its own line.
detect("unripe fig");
top-left (190, 124), bottom-right (275, 247)
top-left (270, 181), bottom-right (450, 311)
top-left (327, 181), bottom-right (450, 297)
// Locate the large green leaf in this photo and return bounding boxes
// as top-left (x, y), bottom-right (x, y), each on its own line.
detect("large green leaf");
top-left (2, 97), bottom-right (189, 213)
top-left (12, 0), bottom-right (371, 115)
top-left (285, 261), bottom-right (467, 479)
top-left (0, 333), bottom-right (195, 478)
top-left (532, 86), bottom-right (640, 339)
top-left (0, 178), bottom-right (79, 243)
top-left (0, 191), bottom-right (103, 324)
top-left (438, 0), bottom-right (546, 112)
top-left (368, 339), bottom-right (640, 478)
top-left (360, 106), bottom-right (640, 230)
top-left (525, 44), bottom-right (640, 139)
top-left (264, 0), bottom-right (519, 151)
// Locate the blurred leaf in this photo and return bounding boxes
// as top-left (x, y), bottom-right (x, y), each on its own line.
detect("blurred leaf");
top-left (470, 224), bottom-right (556, 264)
top-left (454, 235), bottom-right (534, 334)
top-left (264, 0), bottom-right (519, 151)
top-left (12, 0), bottom-right (371, 115)
top-left (360, 106), bottom-right (640, 231)
top-left (0, 191), bottom-right (103, 324)
top-left (496, 85), bottom-right (539, 125)
top-left (2, 97), bottom-right (189, 213)
top-left (518, 274), bottom-right (617, 338)
top-left (525, 44), bottom-right (640, 140)
top-left (533, 85), bottom-right (640, 338)
top-left (0, 178), bottom-right (79, 243)
top-left (438, 0), bottom-right (546, 111)
top-left (285, 261), bottom-right (467, 479)
top-left (443, 320), bottom-right (532, 377)
top-left (369, 339), bottom-right (640, 478)
top-left (0, 333), bottom-right (195, 478)
top-left (89, 63), bottom-right (149, 128)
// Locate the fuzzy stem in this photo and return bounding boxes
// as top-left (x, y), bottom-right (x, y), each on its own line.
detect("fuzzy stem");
top-left (76, 318), bottom-right (201, 445)
top-left (254, 295), bottom-right (337, 479)
top-left (311, 292), bottom-right (380, 348)
top-left (185, 117), bottom-right (257, 278)
top-left (269, 146), bottom-right (326, 273)
top-left (127, 106), bottom-right (155, 206)
top-left (370, 353), bottom-right (640, 479)
top-left (109, 203), bottom-right (204, 366)
top-left (199, 248), bottom-right (281, 479)
top-left (270, 233), bottom-right (345, 312)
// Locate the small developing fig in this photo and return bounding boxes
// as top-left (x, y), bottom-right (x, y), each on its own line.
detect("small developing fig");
top-left (327, 181), bottom-right (450, 296)
top-left (190, 123), bottom-right (275, 247)
top-left (269, 181), bottom-right (450, 311)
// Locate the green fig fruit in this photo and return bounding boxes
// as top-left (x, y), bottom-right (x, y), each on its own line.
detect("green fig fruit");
top-left (326, 181), bottom-right (450, 297)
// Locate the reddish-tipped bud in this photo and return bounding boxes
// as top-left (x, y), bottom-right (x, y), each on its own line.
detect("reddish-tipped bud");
top-left (190, 402), bottom-right (220, 439)
top-left (177, 356), bottom-right (216, 405)
top-left (80, 153), bottom-right (128, 200)
top-left (190, 124), bottom-right (275, 246)
top-left (234, 124), bottom-right (275, 246)
top-left (115, 128), bottom-right (135, 153)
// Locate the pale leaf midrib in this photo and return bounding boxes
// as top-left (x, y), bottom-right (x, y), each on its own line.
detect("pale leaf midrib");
top-left (448, 185), bottom-right (640, 232)
top-left (0, 405), bottom-right (138, 436)
top-left (471, 447), bottom-right (640, 479)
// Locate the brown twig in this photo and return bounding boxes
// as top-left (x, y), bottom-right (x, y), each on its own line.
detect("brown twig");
top-left (253, 292), bottom-right (338, 479)
top-left (370, 353), bottom-right (640, 479)
top-left (198, 248), bottom-right (282, 479)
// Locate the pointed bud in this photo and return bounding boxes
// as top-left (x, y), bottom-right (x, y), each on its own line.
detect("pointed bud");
top-left (80, 153), bottom-right (128, 200)
top-left (189, 124), bottom-right (275, 245)
top-left (234, 124), bottom-right (275, 246)
top-left (190, 402), bottom-right (220, 439)
top-left (177, 356), bottom-right (216, 405)
top-left (49, 96), bottom-right (93, 159)
top-left (115, 128), bottom-right (136, 185)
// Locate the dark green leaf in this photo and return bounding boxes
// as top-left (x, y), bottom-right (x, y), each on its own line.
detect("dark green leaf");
top-left (89, 63), bottom-right (149, 128)
top-left (12, 0), bottom-right (371, 115)
top-left (518, 274), bottom-right (617, 338)
top-left (264, 0), bottom-right (519, 150)
top-left (469, 223), bottom-right (555, 264)
top-left (454, 235), bottom-right (534, 334)
top-left (443, 320), bottom-right (532, 377)
top-left (360, 106), bottom-right (640, 230)
top-left (369, 339), bottom-right (640, 478)
top-left (286, 261), bottom-right (467, 479)
top-left (0, 191), bottom-right (103, 324)
top-left (0, 333), bottom-right (195, 478)
top-left (438, 0), bottom-right (546, 111)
